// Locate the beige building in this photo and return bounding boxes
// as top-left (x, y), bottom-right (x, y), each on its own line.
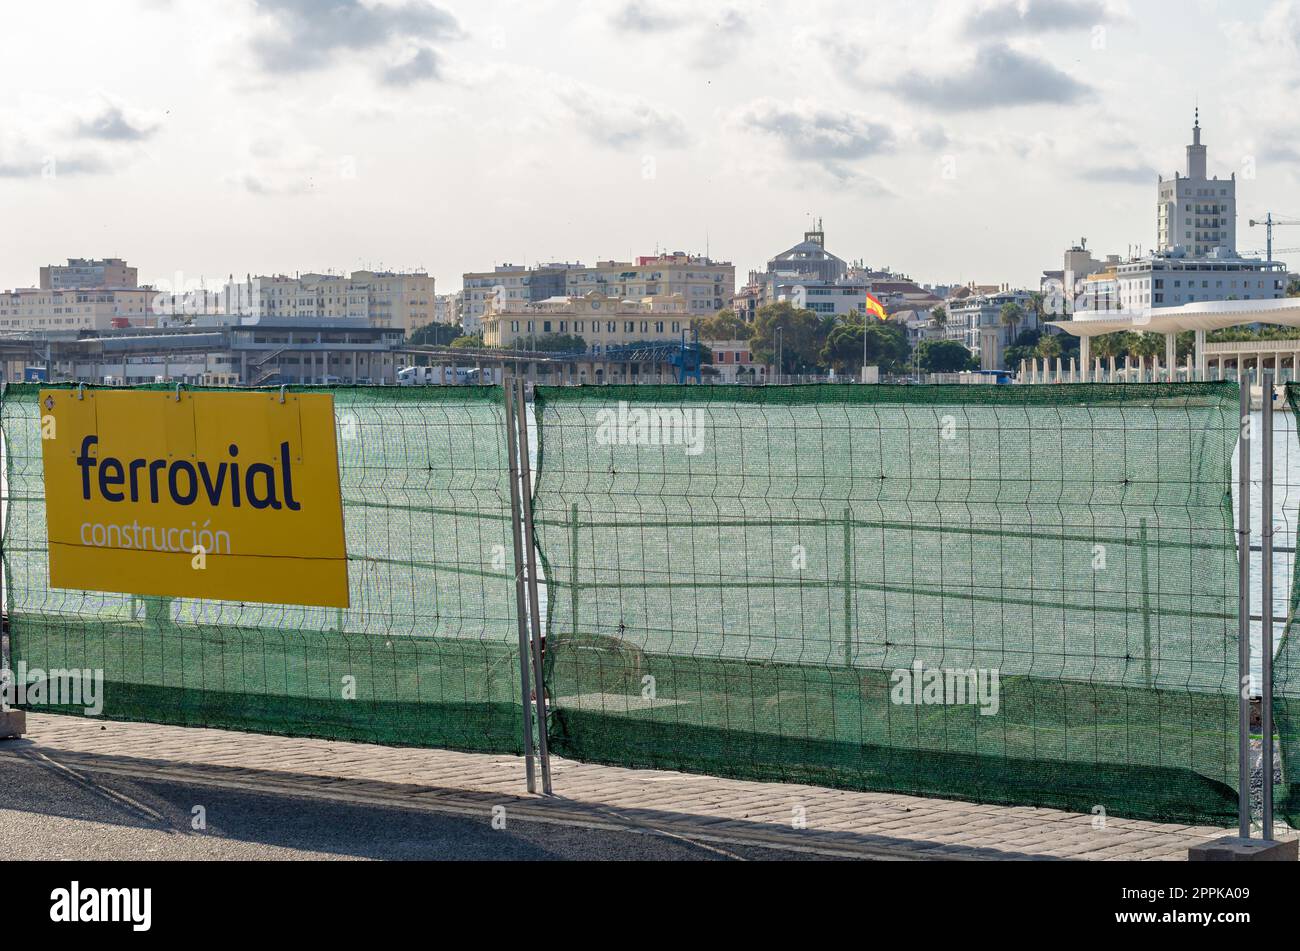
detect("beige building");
top-left (230, 270), bottom-right (436, 334)
top-left (463, 253), bottom-right (734, 335)
top-left (482, 292), bottom-right (690, 350)
top-left (565, 254), bottom-right (734, 317)
top-left (434, 291), bottom-right (463, 326)
top-left (40, 257), bottom-right (138, 290)
top-left (0, 287), bottom-right (155, 332)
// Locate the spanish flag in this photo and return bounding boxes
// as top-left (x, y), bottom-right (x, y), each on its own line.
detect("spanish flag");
top-left (864, 292), bottom-right (888, 321)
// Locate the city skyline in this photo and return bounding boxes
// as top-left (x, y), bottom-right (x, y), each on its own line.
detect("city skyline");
top-left (2, 0), bottom-right (1298, 295)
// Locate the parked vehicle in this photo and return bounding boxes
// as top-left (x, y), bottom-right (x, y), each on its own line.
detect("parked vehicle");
top-left (397, 365), bottom-right (473, 386)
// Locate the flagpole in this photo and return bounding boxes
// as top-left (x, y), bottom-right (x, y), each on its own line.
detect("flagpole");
top-left (861, 307), bottom-right (867, 383)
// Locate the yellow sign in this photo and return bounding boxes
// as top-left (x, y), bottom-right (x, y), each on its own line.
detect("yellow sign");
top-left (39, 389), bottom-right (349, 608)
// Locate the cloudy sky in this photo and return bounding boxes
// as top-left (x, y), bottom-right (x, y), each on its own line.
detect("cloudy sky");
top-left (2, 0), bottom-right (1297, 296)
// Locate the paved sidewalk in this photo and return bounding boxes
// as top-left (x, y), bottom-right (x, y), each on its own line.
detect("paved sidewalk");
top-left (2, 713), bottom-right (1290, 860)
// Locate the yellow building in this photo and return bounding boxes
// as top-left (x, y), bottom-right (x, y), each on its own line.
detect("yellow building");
top-left (482, 292), bottom-right (690, 351)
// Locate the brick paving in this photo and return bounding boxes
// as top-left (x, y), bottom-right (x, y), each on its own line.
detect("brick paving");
top-left (2, 712), bottom-right (1293, 860)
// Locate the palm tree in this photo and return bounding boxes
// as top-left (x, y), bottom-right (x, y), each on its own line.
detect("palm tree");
top-left (930, 305), bottom-right (948, 330)
top-left (1036, 333), bottom-right (1062, 361)
top-left (1091, 332), bottom-right (1124, 362)
top-left (1129, 332), bottom-right (1163, 360)
top-left (1028, 291), bottom-right (1047, 325)
top-left (999, 301), bottom-right (1024, 342)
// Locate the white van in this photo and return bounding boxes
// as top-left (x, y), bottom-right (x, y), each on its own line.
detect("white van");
top-left (397, 366), bottom-right (472, 386)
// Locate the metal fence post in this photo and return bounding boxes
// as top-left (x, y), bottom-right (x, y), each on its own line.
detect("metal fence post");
top-left (1237, 371), bottom-right (1252, 839)
top-left (503, 375), bottom-right (537, 793)
top-left (513, 378), bottom-right (553, 794)
top-left (0, 382), bottom-right (8, 681)
top-left (1261, 370), bottom-right (1275, 840)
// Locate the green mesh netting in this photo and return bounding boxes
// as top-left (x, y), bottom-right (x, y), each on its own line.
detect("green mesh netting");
top-left (2, 383), bottom-right (525, 753)
top-left (533, 383), bottom-right (1243, 824)
top-left (1275, 387), bottom-right (1300, 828)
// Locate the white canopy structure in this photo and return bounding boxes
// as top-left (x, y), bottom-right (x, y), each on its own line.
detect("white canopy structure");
top-left (1049, 298), bottom-right (1300, 337)
top-left (1048, 298), bottom-right (1300, 377)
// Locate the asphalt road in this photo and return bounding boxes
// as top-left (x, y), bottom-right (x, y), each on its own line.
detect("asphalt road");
top-left (0, 754), bottom-right (826, 861)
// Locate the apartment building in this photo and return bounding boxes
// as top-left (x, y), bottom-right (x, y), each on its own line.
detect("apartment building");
top-left (942, 288), bottom-right (1040, 372)
top-left (434, 291), bottom-right (464, 326)
top-left (229, 270), bottom-right (435, 334)
top-left (462, 263), bottom-right (575, 334)
top-left (564, 253), bottom-right (734, 317)
top-left (39, 257), bottom-right (138, 290)
top-left (0, 287), bottom-right (156, 332)
top-left (1157, 112), bottom-right (1236, 257)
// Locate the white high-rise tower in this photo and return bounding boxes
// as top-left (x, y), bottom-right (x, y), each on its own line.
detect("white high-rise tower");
top-left (1156, 110), bottom-right (1237, 256)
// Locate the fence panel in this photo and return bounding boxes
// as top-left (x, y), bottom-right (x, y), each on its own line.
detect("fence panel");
top-left (1274, 387), bottom-right (1300, 828)
top-left (532, 383), bottom-right (1244, 824)
top-left (2, 383), bottom-right (525, 754)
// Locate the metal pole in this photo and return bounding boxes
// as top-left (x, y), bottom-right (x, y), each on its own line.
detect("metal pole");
top-left (502, 375), bottom-right (537, 793)
top-left (862, 317), bottom-right (867, 384)
top-left (1237, 371), bottom-right (1251, 838)
top-left (776, 327), bottom-right (782, 385)
top-left (1261, 369), bottom-right (1275, 839)
top-left (514, 378), bottom-right (552, 794)
top-left (0, 383), bottom-right (8, 679)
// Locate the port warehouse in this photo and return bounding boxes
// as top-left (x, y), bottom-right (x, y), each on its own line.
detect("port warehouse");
top-left (0, 316), bottom-right (695, 386)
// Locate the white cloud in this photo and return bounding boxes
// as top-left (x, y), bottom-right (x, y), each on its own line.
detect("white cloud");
top-left (248, 0), bottom-right (460, 80)
top-left (890, 42), bottom-right (1093, 111)
top-left (960, 0), bottom-right (1119, 36)
top-left (733, 98), bottom-right (899, 161)
top-left (555, 80), bottom-right (689, 149)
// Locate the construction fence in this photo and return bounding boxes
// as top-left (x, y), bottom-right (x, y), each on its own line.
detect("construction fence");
top-left (2, 384), bottom-right (526, 754)
top-left (1, 380), bottom-right (1291, 828)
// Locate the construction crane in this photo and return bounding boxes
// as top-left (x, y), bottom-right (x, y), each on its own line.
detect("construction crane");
top-left (1248, 213), bottom-right (1300, 262)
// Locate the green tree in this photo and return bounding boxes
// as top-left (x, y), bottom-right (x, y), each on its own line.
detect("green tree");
top-left (450, 334), bottom-right (484, 349)
top-left (750, 300), bottom-right (827, 375)
top-left (509, 333), bottom-right (587, 353)
top-left (1129, 332), bottom-right (1163, 359)
top-left (1003, 328), bottom-right (1042, 369)
top-left (696, 309), bottom-right (751, 341)
top-left (1287, 278), bottom-right (1300, 298)
top-left (1092, 332), bottom-right (1125, 361)
top-left (1027, 291), bottom-right (1046, 325)
top-left (408, 322), bottom-right (463, 346)
top-left (915, 339), bottom-right (976, 372)
top-left (999, 301), bottom-right (1025, 339)
top-left (1035, 334), bottom-right (1062, 361)
top-left (820, 315), bottom-right (911, 374)
top-left (929, 305), bottom-right (947, 329)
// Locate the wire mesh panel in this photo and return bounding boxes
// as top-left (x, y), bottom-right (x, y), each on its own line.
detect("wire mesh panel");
top-left (532, 383), bottom-right (1243, 824)
top-left (2, 383), bottom-right (525, 754)
top-left (1274, 386), bottom-right (1300, 827)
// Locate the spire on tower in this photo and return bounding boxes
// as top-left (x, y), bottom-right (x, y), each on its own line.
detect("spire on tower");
top-left (1186, 105), bottom-right (1207, 178)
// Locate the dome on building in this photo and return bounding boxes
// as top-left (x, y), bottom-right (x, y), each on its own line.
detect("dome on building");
top-left (766, 221), bottom-right (848, 283)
